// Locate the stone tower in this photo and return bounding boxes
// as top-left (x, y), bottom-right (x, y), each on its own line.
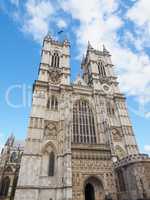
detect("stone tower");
top-left (14, 34), bottom-right (150, 200)
top-left (81, 42), bottom-right (139, 157)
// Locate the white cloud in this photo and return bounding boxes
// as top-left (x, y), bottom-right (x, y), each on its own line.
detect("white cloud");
top-left (60, 0), bottom-right (122, 49)
top-left (144, 145), bottom-right (150, 153)
top-left (60, 0), bottom-right (150, 107)
top-left (145, 112), bottom-right (150, 118)
top-left (114, 48), bottom-right (150, 103)
top-left (57, 19), bottom-right (67, 28)
top-left (22, 0), bottom-right (54, 42)
top-left (127, 0), bottom-right (150, 26)
top-left (7, 0), bottom-right (150, 108)
top-left (126, 0), bottom-right (150, 50)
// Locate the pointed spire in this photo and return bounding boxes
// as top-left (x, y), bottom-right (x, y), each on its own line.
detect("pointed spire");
top-left (5, 133), bottom-right (15, 146)
top-left (103, 44), bottom-right (110, 55)
top-left (88, 41), bottom-right (93, 50)
top-left (44, 32), bottom-right (52, 41)
top-left (81, 54), bottom-right (85, 65)
top-left (63, 38), bottom-right (70, 46)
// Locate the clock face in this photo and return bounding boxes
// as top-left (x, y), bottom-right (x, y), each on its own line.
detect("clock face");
top-left (112, 156), bottom-right (118, 163)
top-left (102, 84), bottom-right (110, 92)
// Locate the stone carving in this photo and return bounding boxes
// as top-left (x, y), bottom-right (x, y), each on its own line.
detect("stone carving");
top-left (44, 121), bottom-right (58, 139)
top-left (49, 69), bottom-right (61, 84)
top-left (112, 129), bottom-right (122, 142)
top-left (115, 145), bottom-right (126, 159)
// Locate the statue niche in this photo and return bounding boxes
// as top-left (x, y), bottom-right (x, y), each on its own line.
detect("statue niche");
top-left (44, 121), bottom-right (58, 140)
top-left (112, 129), bottom-right (122, 142)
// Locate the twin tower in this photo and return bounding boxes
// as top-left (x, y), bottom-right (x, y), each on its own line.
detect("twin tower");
top-left (14, 34), bottom-right (150, 200)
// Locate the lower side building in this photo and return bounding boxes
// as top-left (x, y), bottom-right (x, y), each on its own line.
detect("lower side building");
top-left (115, 154), bottom-right (150, 200)
top-left (0, 135), bottom-right (24, 200)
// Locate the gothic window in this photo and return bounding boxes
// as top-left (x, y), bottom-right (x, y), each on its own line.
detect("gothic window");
top-left (47, 96), bottom-right (58, 110)
top-left (0, 176), bottom-right (10, 197)
top-left (51, 96), bottom-right (58, 110)
top-left (47, 98), bottom-right (50, 109)
top-left (73, 99), bottom-right (96, 144)
top-left (48, 151), bottom-right (55, 176)
top-left (51, 52), bottom-right (60, 68)
top-left (98, 61), bottom-right (106, 77)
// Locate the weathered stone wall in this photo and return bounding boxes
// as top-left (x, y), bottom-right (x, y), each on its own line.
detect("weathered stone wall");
top-left (72, 147), bottom-right (117, 200)
top-left (115, 154), bottom-right (150, 200)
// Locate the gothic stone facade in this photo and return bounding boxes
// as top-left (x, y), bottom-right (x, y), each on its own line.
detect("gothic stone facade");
top-left (13, 34), bottom-right (150, 200)
top-left (0, 135), bottom-right (24, 200)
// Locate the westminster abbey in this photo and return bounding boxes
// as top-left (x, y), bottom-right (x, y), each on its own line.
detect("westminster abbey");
top-left (0, 34), bottom-right (150, 200)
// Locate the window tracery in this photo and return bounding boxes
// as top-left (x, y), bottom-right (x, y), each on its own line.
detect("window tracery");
top-left (51, 52), bottom-right (60, 68)
top-left (73, 99), bottom-right (96, 144)
top-left (47, 96), bottom-right (58, 110)
top-left (98, 61), bottom-right (106, 77)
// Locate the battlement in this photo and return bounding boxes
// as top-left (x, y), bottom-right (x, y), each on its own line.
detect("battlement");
top-left (44, 33), bottom-right (70, 47)
top-left (114, 153), bottom-right (150, 168)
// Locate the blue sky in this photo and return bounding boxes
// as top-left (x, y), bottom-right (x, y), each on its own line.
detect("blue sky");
top-left (0, 0), bottom-right (150, 155)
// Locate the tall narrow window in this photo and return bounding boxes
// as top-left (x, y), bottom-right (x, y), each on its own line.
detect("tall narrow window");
top-left (48, 151), bottom-right (55, 176)
top-left (47, 96), bottom-right (58, 110)
top-left (51, 96), bottom-right (58, 110)
top-left (98, 61), bottom-right (106, 77)
top-left (47, 98), bottom-right (50, 109)
top-left (73, 99), bottom-right (96, 144)
top-left (51, 52), bottom-right (60, 68)
top-left (0, 176), bottom-right (10, 197)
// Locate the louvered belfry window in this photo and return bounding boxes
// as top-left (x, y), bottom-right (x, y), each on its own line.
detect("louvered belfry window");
top-left (98, 61), bottom-right (106, 77)
top-left (73, 99), bottom-right (96, 144)
top-left (51, 52), bottom-right (60, 68)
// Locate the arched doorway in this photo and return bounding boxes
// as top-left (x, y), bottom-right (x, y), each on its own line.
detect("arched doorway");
top-left (0, 176), bottom-right (10, 197)
top-left (85, 183), bottom-right (95, 200)
top-left (84, 176), bottom-right (104, 200)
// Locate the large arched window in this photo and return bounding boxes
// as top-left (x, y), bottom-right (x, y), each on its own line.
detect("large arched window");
top-left (73, 99), bottom-right (96, 144)
top-left (0, 176), bottom-right (10, 197)
top-left (51, 52), bottom-right (60, 68)
top-left (48, 151), bottom-right (55, 176)
top-left (98, 61), bottom-right (106, 77)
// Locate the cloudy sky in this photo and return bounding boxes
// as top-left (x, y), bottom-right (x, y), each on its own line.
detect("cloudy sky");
top-left (0, 0), bottom-right (150, 155)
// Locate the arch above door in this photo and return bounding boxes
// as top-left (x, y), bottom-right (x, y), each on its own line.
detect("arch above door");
top-left (84, 176), bottom-right (104, 200)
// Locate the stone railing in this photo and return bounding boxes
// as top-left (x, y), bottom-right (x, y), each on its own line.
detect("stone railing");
top-left (113, 153), bottom-right (150, 168)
